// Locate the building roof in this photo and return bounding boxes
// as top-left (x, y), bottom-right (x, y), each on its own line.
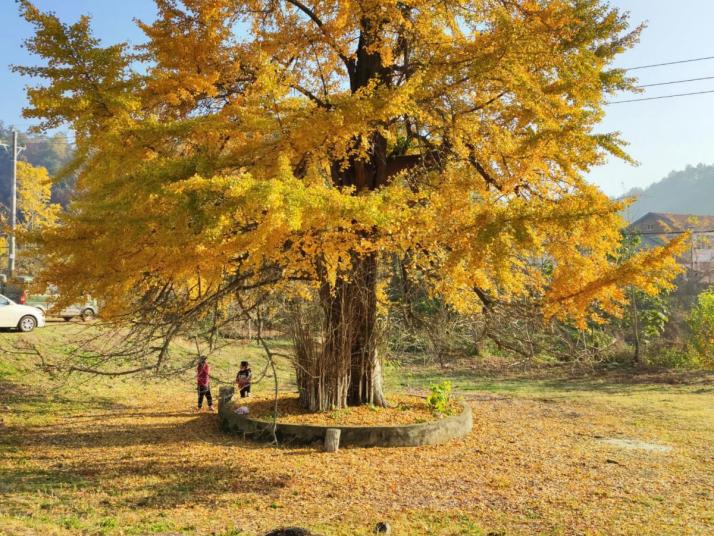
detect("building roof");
top-left (628, 212), bottom-right (714, 233)
top-left (626, 212), bottom-right (714, 248)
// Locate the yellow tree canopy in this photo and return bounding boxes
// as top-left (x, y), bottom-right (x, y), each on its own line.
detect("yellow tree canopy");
top-left (17, 0), bottom-right (682, 326)
top-left (1, 162), bottom-right (60, 274)
top-left (17, 161), bottom-right (61, 231)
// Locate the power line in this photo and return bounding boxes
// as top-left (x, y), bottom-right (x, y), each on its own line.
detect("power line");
top-left (1, 136), bottom-right (76, 147)
top-left (23, 138), bottom-right (76, 146)
top-left (625, 55), bottom-right (714, 71)
top-left (637, 75), bottom-right (714, 88)
top-left (23, 136), bottom-right (75, 141)
top-left (625, 229), bottom-right (714, 236)
top-left (1, 130), bottom-right (75, 139)
top-left (607, 89), bottom-right (714, 104)
top-left (36, 133), bottom-right (72, 139)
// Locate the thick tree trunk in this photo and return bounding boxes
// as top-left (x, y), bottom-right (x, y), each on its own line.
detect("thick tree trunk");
top-left (291, 254), bottom-right (386, 411)
top-left (342, 254), bottom-right (386, 407)
top-left (322, 253), bottom-right (386, 408)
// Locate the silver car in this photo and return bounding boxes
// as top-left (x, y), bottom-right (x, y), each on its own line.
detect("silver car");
top-left (58, 301), bottom-right (99, 322)
top-left (27, 292), bottom-right (99, 322)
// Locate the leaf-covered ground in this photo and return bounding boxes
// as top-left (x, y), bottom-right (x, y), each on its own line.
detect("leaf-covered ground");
top-left (244, 393), bottom-right (447, 426)
top-left (1, 323), bottom-right (712, 535)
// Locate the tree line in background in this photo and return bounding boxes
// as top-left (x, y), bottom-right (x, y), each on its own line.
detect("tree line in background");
top-left (0, 122), bottom-right (73, 274)
top-left (377, 240), bottom-right (714, 371)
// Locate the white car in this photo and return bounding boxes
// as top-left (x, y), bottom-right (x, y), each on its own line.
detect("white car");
top-left (0, 293), bottom-right (46, 332)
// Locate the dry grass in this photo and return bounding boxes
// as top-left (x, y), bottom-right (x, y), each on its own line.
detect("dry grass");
top-left (1, 323), bottom-right (713, 535)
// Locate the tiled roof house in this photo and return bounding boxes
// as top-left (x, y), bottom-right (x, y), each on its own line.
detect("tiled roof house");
top-left (626, 212), bottom-right (714, 282)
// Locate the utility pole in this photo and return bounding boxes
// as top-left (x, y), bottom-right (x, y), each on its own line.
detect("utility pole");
top-left (1, 130), bottom-right (25, 278)
top-left (10, 129), bottom-right (19, 278)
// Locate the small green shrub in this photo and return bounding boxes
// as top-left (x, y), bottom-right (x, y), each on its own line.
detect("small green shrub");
top-left (99, 517), bottom-right (117, 529)
top-left (61, 516), bottom-right (83, 530)
top-left (426, 380), bottom-right (453, 415)
top-left (689, 287), bottom-right (714, 363)
top-left (648, 348), bottom-right (701, 369)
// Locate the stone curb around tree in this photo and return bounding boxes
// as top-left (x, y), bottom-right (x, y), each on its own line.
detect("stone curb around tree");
top-left (217, 386), bottom-right (472, 448)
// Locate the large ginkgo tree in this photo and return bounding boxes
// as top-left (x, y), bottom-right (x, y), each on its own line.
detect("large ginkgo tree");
top-left (17, 0), bottom-right (681, 410)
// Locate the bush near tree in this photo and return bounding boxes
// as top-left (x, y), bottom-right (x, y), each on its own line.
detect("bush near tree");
top-left (689, 287), bottom-right (714, 364)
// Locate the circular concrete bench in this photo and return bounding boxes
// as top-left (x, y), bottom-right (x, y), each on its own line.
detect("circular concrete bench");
top-left (217, 387), bottom-right (472, 448)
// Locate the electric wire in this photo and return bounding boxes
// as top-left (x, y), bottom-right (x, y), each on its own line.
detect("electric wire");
top-left (607, 89), bottom-right (714, 104)
top-left (625, 55), bottom-right (714, 71)
top-left (624, 229), bottom-right (714, 236)
top-left (0, 136), bottom-right (76, 147)
top-left (637, 75), bottom-right (714, 88)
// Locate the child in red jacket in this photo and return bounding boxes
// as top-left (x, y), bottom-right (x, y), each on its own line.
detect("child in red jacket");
top-left (196, 356), bottom-right (213, 412)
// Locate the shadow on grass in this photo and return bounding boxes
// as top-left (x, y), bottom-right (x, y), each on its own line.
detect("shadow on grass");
top-left (125, 461), bottom-right (292, 508)
top-left (0, 466), bottom-right (87, 493)
top-left (0, 379), bottom-right (132, 416)
top-left (1, 412), bottom-right (248, 450)
top-left (0, 412), bottom-right (290, 508)
top-left (0, 461), bottom-right (290, 509)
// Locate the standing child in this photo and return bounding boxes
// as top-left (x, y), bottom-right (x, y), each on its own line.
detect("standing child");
top-left (196, 356), bottom-right (214, 412)
top-left (236, 361), bottom-right (252, 398)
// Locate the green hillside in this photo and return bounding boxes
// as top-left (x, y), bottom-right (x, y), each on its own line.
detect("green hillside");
top-left (623, 163), bottom-right (714, 221)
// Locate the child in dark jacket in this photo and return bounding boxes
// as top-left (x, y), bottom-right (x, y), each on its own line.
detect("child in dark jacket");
top-left (235, 361), bottom-right (252, 398)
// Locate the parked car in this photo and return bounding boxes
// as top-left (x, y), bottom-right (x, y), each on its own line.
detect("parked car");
top-left (0, 276), bottom-right (99, 322)
top-left (0, 293), bottom-right (45, 332)
top-left (27, 291), bottom-right (99, 322)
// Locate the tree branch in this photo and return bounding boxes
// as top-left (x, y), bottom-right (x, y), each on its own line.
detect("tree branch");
top-left (290, 83), bottom-right (331, 108)
top-left (67, 365), bottom-right (155, 376)
top-left (284, 0), bottom-right (353, 73)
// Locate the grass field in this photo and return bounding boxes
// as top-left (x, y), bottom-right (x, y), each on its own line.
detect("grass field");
top-left (1, 322), bottom-right (713, 535)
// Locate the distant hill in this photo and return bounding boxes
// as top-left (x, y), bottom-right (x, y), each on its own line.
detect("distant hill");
top-left (622, 163), bottom-right (714, 222)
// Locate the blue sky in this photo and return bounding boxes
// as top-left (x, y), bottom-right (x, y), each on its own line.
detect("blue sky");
top-left (1, 0), bottom-right (713, 196)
